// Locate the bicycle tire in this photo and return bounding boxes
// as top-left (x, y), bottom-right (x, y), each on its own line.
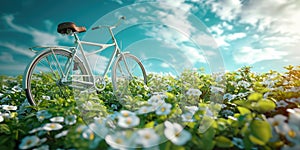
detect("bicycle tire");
top-left (24, 48), bottom-right (88, 106)
top-left (112, 53), bottom-right (147, 98)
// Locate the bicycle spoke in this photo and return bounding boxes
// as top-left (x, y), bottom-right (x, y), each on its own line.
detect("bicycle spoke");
top-left (112, 53), bottom-right (147, 99)
top-left (25, 49), bottom-right (88, 105)
top-left (44, 56), bottom-right (60, 80)
top-left (50, 49), bottom-right (65, 78)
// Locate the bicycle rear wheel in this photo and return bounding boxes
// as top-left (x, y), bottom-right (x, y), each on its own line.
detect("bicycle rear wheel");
top-left (112, 53), bottom-right (147, 98)
top-left (24, 48), bottom-right (88, 106)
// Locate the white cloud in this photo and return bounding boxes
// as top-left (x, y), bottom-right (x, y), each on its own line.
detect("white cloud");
top-left (209, 25), bottom-right (224, 35)
top-left (161, 62), bottom-right (170, 68)
top-left (194, 33), bottom-right (221, 48)
top-left (222, 22), bottom-right (233, 30)
top-left (225, 32), bottom-right (246, 41)
top-left (0, 52), bottom-right (14, 62)
top-left (3, 14), bottom-right (58, 45)
top-left (112, 0), bottom-right (123, 5)
top-left (233, 46), bottom-right (288, 64)
top-left (262, 35), bottom-right (300, 47)
top-left (207, 0), bottom-right (242, 21)
top-left (208, 23), bottom-right (246, 47)
top-left (0, 42), bottom-right (35, 57)
top-left (137, 1), bottom-right (209, 65)
top-left (239, 0), bottom-right (300, 34)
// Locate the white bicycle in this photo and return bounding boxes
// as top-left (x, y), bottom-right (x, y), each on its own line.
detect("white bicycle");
top-left (23, 16), bottom-right (147, 106)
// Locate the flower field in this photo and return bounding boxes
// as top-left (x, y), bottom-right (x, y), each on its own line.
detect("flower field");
top-left (0, 66), bottom-right (300, 150)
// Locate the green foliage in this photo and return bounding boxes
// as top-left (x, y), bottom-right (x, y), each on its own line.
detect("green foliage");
top-left (0, 65), bottom-right (300, 149)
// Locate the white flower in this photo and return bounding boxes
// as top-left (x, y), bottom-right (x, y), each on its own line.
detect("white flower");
top-left (164, 121), bottom-right (191, 146)
top-left (282, 123), bottom-right (300, 144)
top-left (12, 85), bottom-right (22, 92)
top-left (148, 95), bottom-right (165, 105)
top-left (105, 131), bottom-right (132, 149)
top-left (155, 103), bottom-right (172, 115)
top-left (42, 96), bottom-right (50, 100)
top-left (36, 110), bottom-right (52, 122)
top-left (267, 114), bottom-right (287, 134)
top-left (5, 90), bottom-right (15, 94)
top-left (276, 100), bottom-right (288, 108)
top-left (43, 123), bottom-right (63, 131)
top-left (287, 108), bottom-right (300, 127)
top-left (210, 86), bottom-right (224, 93)
top-left (19, 135), bottom-right (40, 149)
top-left (33, 145), bottom-right (49, 150)
top-left (2, 105), bottom-right (17, 111)
top-left (65, 115), bottom-right (77, 125)
top-left (136, 106), bottom-right (153, 115)
top-left (0, 115), bottom-right (3, 123)
top-left (76, 125), bottom-right (88, 133)
top-left (223, 93), bottom-right (236, 101)
top-left (186, 88), bottom-right (202, 96)
top-left (29, 127), bottom-right (43, 134)
top-left (237, 80), bottom-right (251, 88)
top-left (82, 128), bottom-right (95, 140)
top-left (118, 110), bottom-right (136, 118)
top-left (185, 106), bottom-right (199, 114)
top-left (50, 116), bottom-right (64, 123)
top-left (136, 128), bottom-right (160, 148)
top-left (55, 130), bottom-right (68, 139)
top-left (237, 92), bottom-right (248, 97)
top-left (181, 112), bottom-right (194, 122)
top-left (286, 97), bottom-right (300, 104)
top-left (89, 118), bottom-right (109, 137)
top-left (118, 115), bottom-right (140, 128)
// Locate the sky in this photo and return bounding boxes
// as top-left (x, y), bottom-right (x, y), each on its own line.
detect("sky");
top-left (1, 0), bottom-right (300, 76)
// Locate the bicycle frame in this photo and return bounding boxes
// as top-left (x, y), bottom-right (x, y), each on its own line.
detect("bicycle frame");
top-left (60, 25), bottom-right (130, 91)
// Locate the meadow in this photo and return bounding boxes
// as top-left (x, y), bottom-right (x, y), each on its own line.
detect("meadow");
top-left (0, 66), bottom-right (299, 150)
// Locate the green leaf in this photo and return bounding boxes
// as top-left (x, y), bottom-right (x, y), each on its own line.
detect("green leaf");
top-left (252, 99), bottom-right (276, 113)
top-left (248, 93), bottom-right (263, 101)
top-left (0, 124), bottom-right (11, 134)
top-left (215, 136), bottom-right (233, 148)
top-left (144, 121), bottom-right (155, 128)
top-left (249, 120), bottom-right (272, 145)
top-left (237, 106), bottom-right (251, 115)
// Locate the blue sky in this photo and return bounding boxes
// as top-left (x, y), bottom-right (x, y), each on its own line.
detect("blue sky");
top-left (1, 0), bottom-right (300, 76)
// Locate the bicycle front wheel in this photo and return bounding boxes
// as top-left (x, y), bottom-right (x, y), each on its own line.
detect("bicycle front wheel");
top-left (24, 48), bottom-right (88, 106)
top-left (112, 53), bottom-right (147, 97)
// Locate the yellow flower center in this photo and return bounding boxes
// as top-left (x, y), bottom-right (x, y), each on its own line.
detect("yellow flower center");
top-left (272, 121), bottom-right (279, 126)
top-left (288, 130), bottom-right (296, 138)
top-left (89, 132), bottom-right (95, 140)
top-left (175, 131), bottom-right (181, 137)
top-left (144, 133), bottom-right (151, 139)
top-left (116, 138), bottom-right (123, 144)
top-left (26, 140), bottom-right (32, 145)
top-left (161, 107), bottom-right (166, 112)
top-left (50, 124), bottom-right (56, 129)
top-left (126, 118), bottom-right (132, 124)
top-left (123, 112), bottom-right (129, 117)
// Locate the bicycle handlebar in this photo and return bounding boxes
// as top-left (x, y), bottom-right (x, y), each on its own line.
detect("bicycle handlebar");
top-left (92, 16), bottom-right (126, 30)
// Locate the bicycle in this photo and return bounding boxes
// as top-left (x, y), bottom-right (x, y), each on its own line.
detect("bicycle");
top-left (23, 16), bottom-right (147, 106)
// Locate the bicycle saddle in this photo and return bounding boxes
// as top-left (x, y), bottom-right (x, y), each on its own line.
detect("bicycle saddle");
top-left (57, 22), bottom-right (86, 34)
